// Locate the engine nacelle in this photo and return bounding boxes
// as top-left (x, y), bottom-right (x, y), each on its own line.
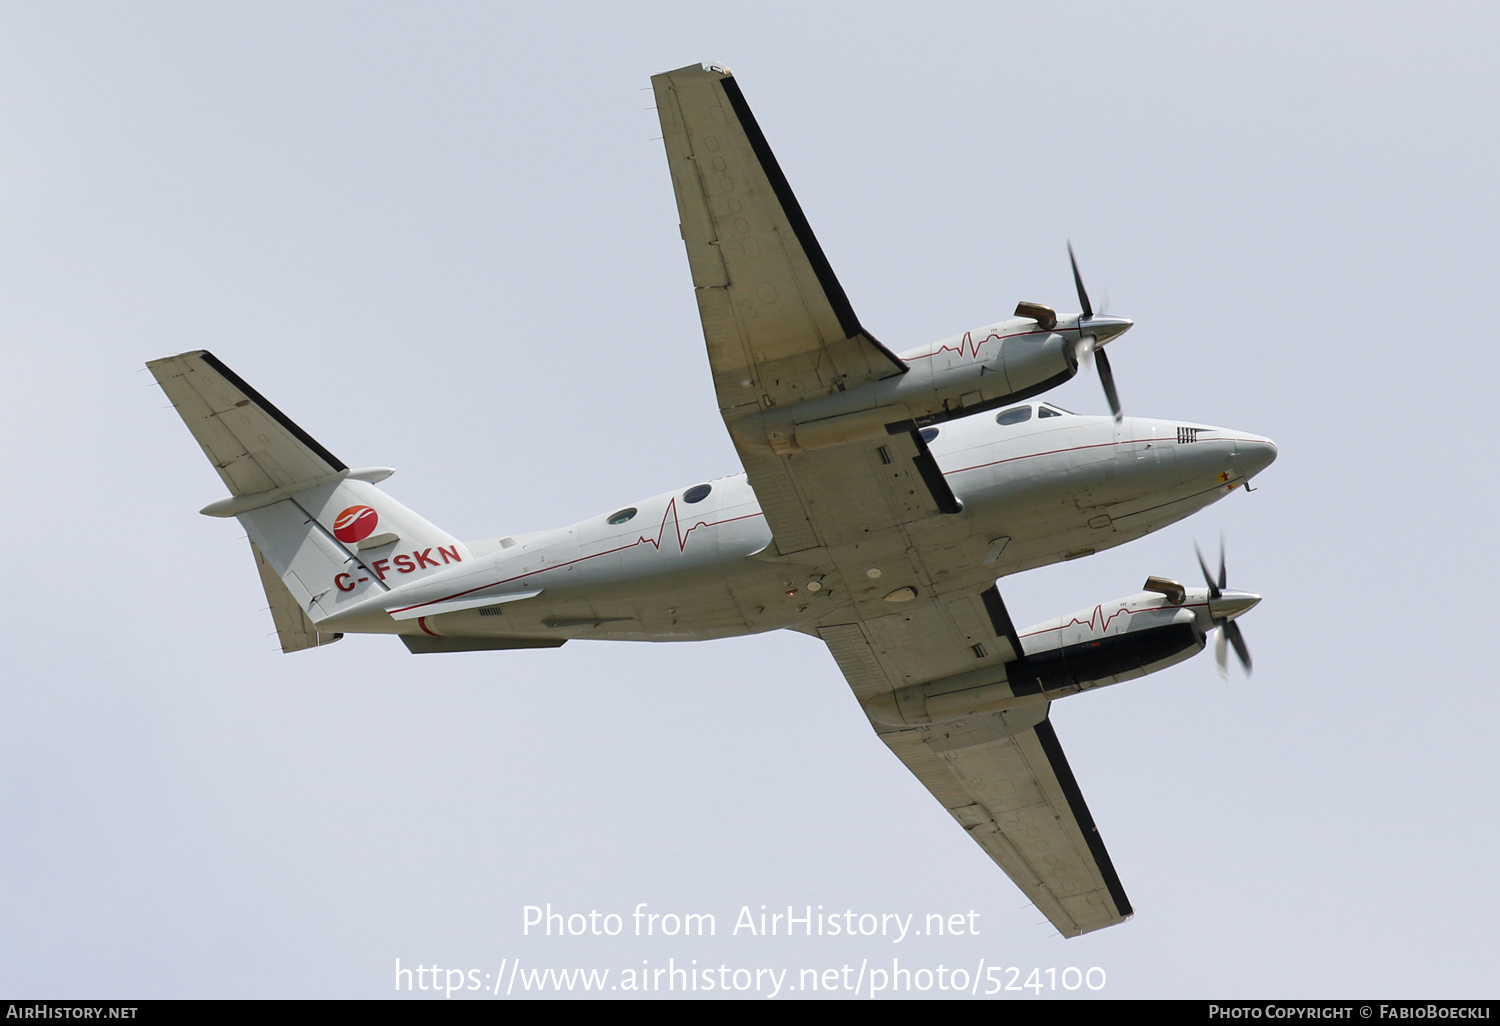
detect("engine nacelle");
top-left (730, 316), bottom-right (1078, 454)
top-left (898, 318), bottom-right (1079, 426)
top-left (864, 589), bottom-right (1208, 727)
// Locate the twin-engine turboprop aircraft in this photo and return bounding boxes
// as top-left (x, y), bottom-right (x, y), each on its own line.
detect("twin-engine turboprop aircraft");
top-left (148, 63), bottom-right (1276, 938)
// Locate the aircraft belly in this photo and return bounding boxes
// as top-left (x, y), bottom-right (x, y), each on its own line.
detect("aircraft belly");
top-left (949, 441), bottom-right (1209, 577)
top-left (955, 467), bottom-right (1093, 571)
top-left (424, 556), bottom-right (813, 642)
top-left (1106, 481), bottom-right (1230, 535)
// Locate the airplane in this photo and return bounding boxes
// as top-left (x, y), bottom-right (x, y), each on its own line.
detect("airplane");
top-left (146, 62), bottom-right (1276, 938)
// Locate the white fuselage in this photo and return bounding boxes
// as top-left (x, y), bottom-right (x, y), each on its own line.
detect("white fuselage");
top-left (320, 404), bottom-right (1277, 644)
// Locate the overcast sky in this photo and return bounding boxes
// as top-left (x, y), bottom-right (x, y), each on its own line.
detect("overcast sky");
top-left (2, 1), bottom-right (1497, 1000)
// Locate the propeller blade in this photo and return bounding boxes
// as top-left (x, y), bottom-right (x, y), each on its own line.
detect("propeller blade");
top-left (1195, 543), bottom-right (1221, 599)
top-left (1067, 241), bottom-right (1093, 320)
top-left (1095, 346), bottom-right (1123, 422)
top-left (1223, 619), bottom-right (1252, 674)
top-left (1194, 537), bottom-right (1256, 677)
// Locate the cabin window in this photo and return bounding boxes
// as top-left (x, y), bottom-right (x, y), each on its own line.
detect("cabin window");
top-left (683, 484), bottom-right (712, 504)
top-left (996, 406), bottom-right (1032, 426)
top-left (919, 427), bottom-right (940, 444)
top-left (607, 508), bottom-right (638, 525)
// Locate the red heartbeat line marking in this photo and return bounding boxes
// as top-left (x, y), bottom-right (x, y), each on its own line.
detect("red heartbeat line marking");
top-left (633, 497), bottom-right (742, 554)
top-left (904, 326), bottom-right (1059, 362)
top-left (1021, 602), bottom-right (1207, 639)
top-left (387, 501), bottom-right (765, 615)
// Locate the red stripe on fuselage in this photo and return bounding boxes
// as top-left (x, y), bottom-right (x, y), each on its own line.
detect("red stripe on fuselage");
top-left (941, 433), bottom-right (1266, 478)
top-left (386, 501), bottom-right (765, 616)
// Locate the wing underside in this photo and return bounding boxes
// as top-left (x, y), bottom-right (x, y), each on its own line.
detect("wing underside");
top-left (820, 614), bottom-right (1132, 937)
top-left (654, 64), bottom-right (962, 560)
top-left (651, 63), bottom-right (905, 420)
top-left (880, 710), bottom-right (1132, 936)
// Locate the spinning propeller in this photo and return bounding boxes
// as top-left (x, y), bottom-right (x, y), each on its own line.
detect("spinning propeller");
top-left (1067, 242), bottom-right (1134, 423)
top-left (1194, 539), bottom-right (1260, 678)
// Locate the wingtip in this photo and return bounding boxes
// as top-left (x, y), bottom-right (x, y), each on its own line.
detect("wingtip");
top-left (657, 62), bottom-right (734, 82)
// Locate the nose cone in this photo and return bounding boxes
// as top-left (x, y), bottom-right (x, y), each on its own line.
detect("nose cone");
top-left (1081, 315), bottom-right (1133, 346)
top-left (1208, 590), bottom-right (1261, 622)
top-left (1235, 435), bottom-right (1278, 480)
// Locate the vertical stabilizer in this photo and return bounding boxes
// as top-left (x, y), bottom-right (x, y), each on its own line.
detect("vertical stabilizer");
top-left (149, 350), bottom-right (470, 644)
top-left (251, 540), bottom-right (343, 652)
top-left (235, 475), bottom-right (471, 624)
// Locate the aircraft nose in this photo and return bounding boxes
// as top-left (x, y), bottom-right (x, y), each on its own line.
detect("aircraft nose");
top-left (1235, 435), bottom-right (1278, 479)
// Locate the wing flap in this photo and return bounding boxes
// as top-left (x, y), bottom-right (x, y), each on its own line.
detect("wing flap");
top-left (738, 449), bottom-right (820, 555)
top-left (744, 430), bottom-right (954, 559)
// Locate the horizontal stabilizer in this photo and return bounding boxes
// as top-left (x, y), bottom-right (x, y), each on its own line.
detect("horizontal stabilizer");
top-left (147, 350), bottom-right (345, 496)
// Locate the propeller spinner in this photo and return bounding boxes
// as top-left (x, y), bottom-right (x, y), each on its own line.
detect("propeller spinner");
top-left (1194, 539), bottom-right (1260, 678)
top-left (1067, 242), bottom-right (1133, 422)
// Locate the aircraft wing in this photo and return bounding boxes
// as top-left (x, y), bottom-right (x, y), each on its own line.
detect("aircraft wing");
top-left (653, 66), bottom-right (1130, 933)
top-left (654, 65), bottom-right (952, 557)
top-left (651, 63), bottom-right (906, 420)
top-left (819, 613), bottom-right (1134, 937)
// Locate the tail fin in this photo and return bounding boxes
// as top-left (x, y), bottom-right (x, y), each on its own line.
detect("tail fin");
top-left (251, 539), bottom-right (343, 653)
top-left (148, 350), bottom-right (471, 642)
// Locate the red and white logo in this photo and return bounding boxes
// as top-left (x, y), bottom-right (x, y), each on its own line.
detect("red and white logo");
top-left (333, 505), bottom-right (379, 544)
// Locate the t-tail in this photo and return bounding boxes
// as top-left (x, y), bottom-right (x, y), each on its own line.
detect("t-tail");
top-left (147, 351), bottom-right (470, 652)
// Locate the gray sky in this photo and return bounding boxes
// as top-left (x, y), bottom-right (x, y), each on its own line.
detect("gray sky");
top-left (2, 1), bottom-right (1497, 999)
